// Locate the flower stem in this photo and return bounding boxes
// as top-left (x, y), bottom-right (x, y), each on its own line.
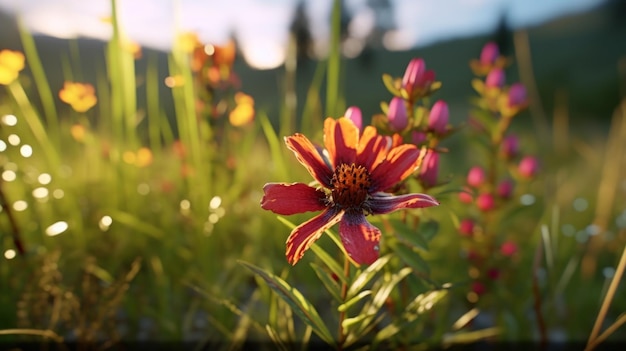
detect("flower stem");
top-left (338, 256), bottom-right (350, 350)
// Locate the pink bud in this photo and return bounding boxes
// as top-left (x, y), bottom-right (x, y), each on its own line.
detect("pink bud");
top-left (387, 97), bottom-right (408, 131)
top-left (471, 281), bottom-right (486, 295)
top-left (458, 186), bottom-right (473, 204)
top-left (419, 149), bottom-right (439, 187)
top-left (500, 134), bottom-right (519, 159)
top-left (507, 83), bottom-right (527, 108)
top-left (485, 68), bottom-right (505, 88)
top-left (344, 106), bottom-right (362, 130)
top-left (476, 193), bottom-right (495, 212)
top-left (497, 179), bottom-right (514, 199)
top-left (402, 58), bottom-right (435, 96)
top-left (518, 156), bottom-right (539, 179)
top-left (428, 100), bottom-right (449, 134)
top-left (500, 241), bottom-right (518, 256)
top-left (467, 166), bottom-right (486, 188)
top-left (480, 42), bottom-right (499, 65)
top-left (487, 268), bottom-right (500, 280)
top-left (459, 219), bottom-right (475, 237)
top-left (411, 131), bottom-right (427, 145)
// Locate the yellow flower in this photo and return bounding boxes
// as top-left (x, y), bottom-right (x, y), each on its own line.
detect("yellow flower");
top-left (70, 124), bottom-right (86, 142)
top-left (136, 147), bottom-right (153, 167)
top-left (229, 92), bottom-right (255, 127)
top-left (0, 50), bottom-right (25, 85)
top-left (177, 32), bottom-right (201, 54)
top-left (59, 82), bottom-right (97, 112)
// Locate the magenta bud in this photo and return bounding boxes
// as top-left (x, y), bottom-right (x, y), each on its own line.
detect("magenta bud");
top-left (459, 219), bottom-right (474, 237)
top-left (518, 156), bottom-right (539, 178)
top-left (387, 97), bottom-right (408, 131)
top-left (500, 241), bottom-right (518, 256)
top-left (402, 58), bottom-right (426, 92)
top-left (497, 179), bottom-right (514, 199)
top-left (485, 68), bottom-right (505, 88)
top-left (459, 186), bottom-right (473, 204)
top-left (419, 149), bottom-right (439, 187)
top-left (344, 106), bottom-right (362, 130)
top-left (428, 100), bottom-right (449, 134)
top-left (500, 134), bottom-right (519, 159)
top-left (476, 193), bottom-right (494, 212)
top-left (480, 42), bottom-right (499, 65)
top-left (467, 166), bottom-right (486, 188)
top-left (507, 83), bottom-right (527, 108)
top-left (411, 131), bottom-right (427, 145)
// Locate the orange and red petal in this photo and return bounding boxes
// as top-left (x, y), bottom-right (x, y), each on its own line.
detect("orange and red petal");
top-left (285, 134), bottom-right (333, 187)
top-left (261, 183), bottom-right (327, 215)
top-left (369, 192), bottom-right (439, 215)
top-left (357, 126), bottom-right (388, 171)
top-left (323, 117), bottom-right (358, 168)
top-left (286, 209), bottom-right (344, 265)
top-left (339, 212), bottom-right (381, 265)
top-left (370, 144), bottom-right (420, 192)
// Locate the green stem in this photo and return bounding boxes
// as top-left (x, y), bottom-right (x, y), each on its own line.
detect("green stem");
top-left (338, 256), bottom-right (350, 350)
top-left (326, 0), bottom-right (342, 118)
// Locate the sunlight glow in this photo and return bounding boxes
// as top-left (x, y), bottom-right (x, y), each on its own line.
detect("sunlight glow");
top-left (32, 187), bottom-right (49, 199)
top-left (20, 144), bottom-right (33, 158)
top-left (4, 249), bottom-right (16, 260)
top-left (1, 114), bottom-right (17, 126)
top-left (209, 196), bottom-right (222, 210)
top-left (0, 141), bottom-right (6, 152)
top-left (2, 170), bottom-right (16, 182)
top-left (45, 221), bottom-right (69, 236)
top-left (38, 173), bottom-right (52, 184)
top-left (13, 200), bottom-right (28, 211)
top-left (7, 134), bottom-right (20, 146)
top-left (99, 215), bottom-right (112, 231)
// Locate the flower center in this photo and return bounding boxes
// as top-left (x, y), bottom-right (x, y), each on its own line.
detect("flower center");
top-left (330, 163), bottom-right (371, 209)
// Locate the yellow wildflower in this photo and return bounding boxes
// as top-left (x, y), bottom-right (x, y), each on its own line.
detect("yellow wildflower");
top-left (0, 50), bottom-right (25, 85)
top-left (177, 32), bottom-right (201, 54)
top-left (59, 82), bottom-right (98, 113)
top-left (229, 92), bottom-right (255, 127)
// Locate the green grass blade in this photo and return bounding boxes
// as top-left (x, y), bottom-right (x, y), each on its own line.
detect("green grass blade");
top-left (239, 261), bottom-right (335, 346)
top-left (346, 254), bottom-right (392, 300)
top-left (325, 0), bottom-right (342, 118)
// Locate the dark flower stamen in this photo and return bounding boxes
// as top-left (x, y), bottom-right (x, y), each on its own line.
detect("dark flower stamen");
top-left (331, 163), bottom-right (371, 209)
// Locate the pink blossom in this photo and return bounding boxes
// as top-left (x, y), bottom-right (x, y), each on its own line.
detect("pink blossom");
top-left (387, 97), bottom-right (408, 131)
top-left (500, 241), bottom-right (518, 256)
top-left (480, 42), bottom-right (499, 65)
top-left (476, 193), bottom-right (495, 212)
top-left (411, 131), bottom-right (427, 145)
top-left (507, 83), bottom-right (528, 108)
top-left (344, 106), bottom-right (362, 131)
top-left (518, 156), bottom-right (539, 179)
top-left (467, 166), bottom-right (486, 188)
top-left (497, 179), bottom-right (514, 199)
top-left (428, 100), bottom-right (449, 134)
top-left (419, 149), bottom-right (439, 188)
top-left (459, 219), bottom-right (475, 237)
top-left (401, 58), bottom-right (435, 97)
top-left (500, 134), bottom-right (519, 159)
top-left (485, 68), bottom-right (505, 88)
top-left (458, 186), bottom-right (473, 204)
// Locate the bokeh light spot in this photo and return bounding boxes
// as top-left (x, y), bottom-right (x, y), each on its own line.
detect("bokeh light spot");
top-left (46, 221), bottom-right (68, 236)
top-left (1, 114), bottom-right (17, 126)
top-left (8, 134), bottom-right (20, 146)
top-left (4, 249), bottom-right (16, 259)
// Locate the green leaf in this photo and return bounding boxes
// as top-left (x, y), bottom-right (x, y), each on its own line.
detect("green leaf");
top-left (420, 220), bottom-right (439, 242)
top-left (442, 327), bottom-right (501, 347)
top-left (346, 254), bottom-right (391, 299)
top-left (382, 73), bottom-right (400, 96)
top-left (394, 244), bottom-right (430, 274)
top-left (309, 262), bottom-right (342, 302)
top-left (239, 261), bottom-right (335, 346)
top-left (338, 290), bottom-right (372, 312)
top-left (389, 219), bottom-right (429, 251)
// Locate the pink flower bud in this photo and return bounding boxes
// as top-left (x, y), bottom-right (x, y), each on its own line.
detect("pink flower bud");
top-left (387, 97), bottom-right (408, 131)
top-left (467, 166), bottom-right (486, 188)
top-left (411, 131), bottom-right (427, 145)
top-left (507, 83), bottom-right (527, 108)
top-left (344, 106), bottom-right (362, 130)
top-left (480, 42), bottom-right (499, 65)
top-left (500, 134), bottom-right (519, 159)
top-left (419, 149), bottom-right (439, 187)
top-left (459, 186), bottom-right (473, 204)
top-left (497, 179), bottom-right (514, 199)
top-left (459, 219), bottom-right (475, 237)
top-left (500, 241), bottom-right (518, 256)
top-left (487, 268), bottom-right (500, 280)
top-left (428, 100), bottom-right (449, 134)
top-left (476, 193), bottom-right (495, 212)
top-left (471, 281), bottom-right (486, 295)
top-left (485, 68), bottom-right (505, 88)
top-left (402, 58), bottom-right (435, 96)
top-left (518, 156), bottom-right (539, 179)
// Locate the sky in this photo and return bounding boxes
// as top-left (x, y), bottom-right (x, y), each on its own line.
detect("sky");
top-left (0, 0), bottom-right (604, 69)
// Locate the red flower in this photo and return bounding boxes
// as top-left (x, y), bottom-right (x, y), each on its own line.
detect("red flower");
top-left (261, 117), bottom-right (439, 265)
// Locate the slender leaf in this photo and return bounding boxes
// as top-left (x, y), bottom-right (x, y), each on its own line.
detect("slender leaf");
top-left (346, 254), bottom-right (391, 299)
top-left (309, 262), bottom-right (342, 302)
top-left (394, 244), bottom-right (430, 274)
top-left (389, 219), bottom-right (429, 251)
top-left (382, 73), bottom-right (400, 96)
top-left (338, 290), bottom-right (372, 312)
top-left (239, 261), bottom-right (335, 346)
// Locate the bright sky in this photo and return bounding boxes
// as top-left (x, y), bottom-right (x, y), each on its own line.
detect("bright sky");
top-left (0, 0), bottom-right (602, 69)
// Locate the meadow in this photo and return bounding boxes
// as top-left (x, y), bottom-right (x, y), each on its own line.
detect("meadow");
top-left (0, 1), bottom-right (625, 350)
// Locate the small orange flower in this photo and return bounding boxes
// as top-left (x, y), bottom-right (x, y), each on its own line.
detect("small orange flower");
top-left (229, 92), bottom-right (255, 126)
top-left (0, 50), bottom-right (25, 85)
top-left (70, 124), bottom-right (86, 142)
top-left (59, 82), bottom-right (97, 112)
top-left (136, 147), bottom-right (153, 167)
top-left (209, 40), bottom-right (236, 68)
